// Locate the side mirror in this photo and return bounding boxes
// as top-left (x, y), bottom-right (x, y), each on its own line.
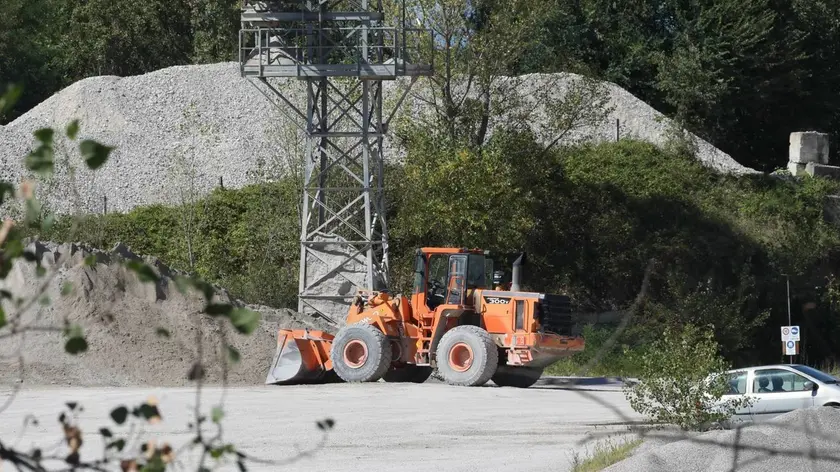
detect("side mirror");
top-left (805, 381), bottom-right (818, 392)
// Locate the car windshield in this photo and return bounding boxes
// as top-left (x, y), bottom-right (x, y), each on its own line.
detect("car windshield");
top-left (789, 365), bottom-right (839, 384)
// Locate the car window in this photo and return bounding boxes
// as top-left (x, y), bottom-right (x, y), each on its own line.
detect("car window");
top-left (753, 368), bottom-right (812, 393)
top-left (789, 365), bottom-right (839, 383)
top-left (724, 371), bottom-right (747, 395)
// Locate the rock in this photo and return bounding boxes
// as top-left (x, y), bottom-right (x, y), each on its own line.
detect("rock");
top-left (806, 162), bottom-right (840, 179)
top-left (788, 161), bottom-right (808, 177)
top-left (789, 131), bottom-right (830, 164)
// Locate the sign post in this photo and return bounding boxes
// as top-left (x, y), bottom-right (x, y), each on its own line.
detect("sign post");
top-left (781, 325), bottom-right (800, 362)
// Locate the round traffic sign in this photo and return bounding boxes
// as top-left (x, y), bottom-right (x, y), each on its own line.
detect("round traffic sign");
top-left (783, 327), bottom-right (790, 335)
top-left (791, 326), bottom-right (799, 335)
top-left (786, 340), bottom-right (795, 349)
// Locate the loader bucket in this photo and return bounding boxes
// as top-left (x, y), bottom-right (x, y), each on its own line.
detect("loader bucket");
top-left (265, 329), bottom-right (338, 385)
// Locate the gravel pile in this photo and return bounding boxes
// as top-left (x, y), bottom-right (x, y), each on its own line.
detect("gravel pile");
top-left (606, 407), bottom-right (840, 472)
top-left (1, 62), bottom-right (756, 217)
top-left (0, 240), bottom-right (332, 387)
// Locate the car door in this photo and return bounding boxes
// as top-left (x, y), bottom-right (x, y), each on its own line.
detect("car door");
top-left (749, 368), bottom-right (815, 422)
top-left (721, 370), bottom-right (753, 425)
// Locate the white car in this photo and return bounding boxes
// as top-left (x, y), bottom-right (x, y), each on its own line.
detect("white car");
top-left (717, 364), bottom-right (840, 424)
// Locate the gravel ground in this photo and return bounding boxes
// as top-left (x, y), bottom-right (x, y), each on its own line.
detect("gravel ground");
top-left (605, 407), bottom-right (840, 472)
top-left (0, 240), bottom-right (333, 387)
top-left (0, 382), bottom-right (642, 472)
top-left (1, 62), bottom-right (757, 217)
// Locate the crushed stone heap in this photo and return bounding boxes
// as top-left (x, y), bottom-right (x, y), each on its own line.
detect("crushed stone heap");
top-left (0, 240), bottom-right (332, 387)
top-left (605, 407), bottom-right (840, 472)
top-left (0, 62), bottom-right (757, 217)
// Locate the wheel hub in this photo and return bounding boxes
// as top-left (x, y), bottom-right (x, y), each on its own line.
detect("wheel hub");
top-left (449, 342), bottom-right (474, 372)
top-left (343, 340), bottom-right (368, 369)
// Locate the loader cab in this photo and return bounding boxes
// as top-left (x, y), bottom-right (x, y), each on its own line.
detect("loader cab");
top-left (412, 248), bottom-right (493, 311)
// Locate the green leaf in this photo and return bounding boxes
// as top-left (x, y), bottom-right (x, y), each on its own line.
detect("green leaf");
top-left (187, 363), bottom-right (205, 381)
top-left (24, 198), bottom-right (42, 227)
top-left (66, 120), bottom-right (80, 140)
top-left (84, 255), bottom-right (96, 267)
top-left (65, 336), bottom-right (88, 355)
top-left (125, 261), bottom-right (159, 283)
top-left (211, 406), bottom-right (224, 424)
top-left (205, 303), bottom-right (232, 316)
top-left (0, 308), bottom-right (5, 329)
top-left (79, 139), bottom-right (113, 170)
top-left (25, 146), bottom-right (54, 177)
top-left (41, 212), bottom-right (55, 233)
top-left (173, 276), bottom-right (215, 301)
top-left (138, 403), bottom-right (160, 421)
top-left (110, 406), bottom-right (128, 425)
top-left (155, 327), bottom-right (170, 338)
top-left (33, 128), bottom-right (54, 146)
top-left (0, 182), bottom-right (13, 205)
top-left (39, 295), bottom-right (51, 306)
top-left (107, 439), bottom-right (126, 451)
top-left (316, 418), bottom-right (335, 430)
top-left (99, 427), bottom-right (112, 438)
top-left (36, 266), bottom-right (46, 277)
top-left (227, 345), bottom-right (240, 364)
top-left (0, 84), bottom-right (23, 114)
top-left (229, 308), bottom-right (260, 335)
top-left (61, 282), bottom-right (74, 296)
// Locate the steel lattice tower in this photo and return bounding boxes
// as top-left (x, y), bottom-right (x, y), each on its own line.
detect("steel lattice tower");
top-left (239, 1), bottom-right (432, 324)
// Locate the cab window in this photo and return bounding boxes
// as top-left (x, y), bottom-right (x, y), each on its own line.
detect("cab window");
top-left (467, 254), bottom-right (489, 289)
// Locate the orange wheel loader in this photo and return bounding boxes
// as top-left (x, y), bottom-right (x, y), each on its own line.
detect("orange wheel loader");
top-left (265, 248), bottom-right (585, 388)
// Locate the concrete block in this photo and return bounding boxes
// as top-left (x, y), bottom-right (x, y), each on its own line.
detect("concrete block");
top-left (805, 162), bottom-right (840, 178)
top-left (788, 161), bottom-right (807, 176)
top-left (789, 131), bottom-right (830, 164)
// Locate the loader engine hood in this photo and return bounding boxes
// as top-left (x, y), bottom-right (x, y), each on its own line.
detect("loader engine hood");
top-left (474, 290), bottom-right (574, 336)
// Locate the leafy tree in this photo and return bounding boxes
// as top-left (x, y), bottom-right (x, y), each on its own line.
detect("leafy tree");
top-left (189, 0), bottom-right (240, 63)
top-left (52, 0), bottom-right (193, 79)
top-left (398, 0), bottom-right (544, 149)
top-left (0, 0), bottom-right (60, 123)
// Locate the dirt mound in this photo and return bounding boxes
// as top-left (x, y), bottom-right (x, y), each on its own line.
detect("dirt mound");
top-left (0, 240), bottom-right (332, 387)
top-left (606, 407), bottom-right (840, 472)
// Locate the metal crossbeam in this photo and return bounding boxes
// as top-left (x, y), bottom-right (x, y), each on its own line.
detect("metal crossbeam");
top-left (240, 0), bottom-right (432, 322)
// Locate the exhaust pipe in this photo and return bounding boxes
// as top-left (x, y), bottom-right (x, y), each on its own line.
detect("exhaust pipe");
top-left (511, 253), bottom-right (524, 291)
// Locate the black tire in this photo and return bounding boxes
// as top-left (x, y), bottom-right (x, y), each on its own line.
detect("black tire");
top-left (383, 365), bottom-right (434, 383)
top-left (435, 325), bottom-right (498, 386)
top-left (492, 366), bottom-right (543, 388)
top-left (330, 323), bottom-right (392, 383)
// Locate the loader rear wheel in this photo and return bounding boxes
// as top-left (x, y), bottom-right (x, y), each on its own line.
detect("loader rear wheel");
top-left (491, 366), bottom-right (543, 388)
top-left (330, 323), bottom-right (392, 383)
top-left (383, 365), bottom-right (433, 383)
top-left (436, 326), bottom-right (498, 387)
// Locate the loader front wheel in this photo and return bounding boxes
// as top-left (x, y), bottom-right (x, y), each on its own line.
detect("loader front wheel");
top-left (491, 366), bottom-right (543, 388)
top-left (436, 326), bottom-right (498, 387)
top-left (330, 323), bottom-right (392, 383)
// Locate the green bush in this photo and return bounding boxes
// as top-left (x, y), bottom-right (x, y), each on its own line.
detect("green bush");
top-left (624, 323), bottom-right (753, 431)
top-left (30, 135), bottom-right (840, 369)
top-left (39, 179), bottom-right (302, 309)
